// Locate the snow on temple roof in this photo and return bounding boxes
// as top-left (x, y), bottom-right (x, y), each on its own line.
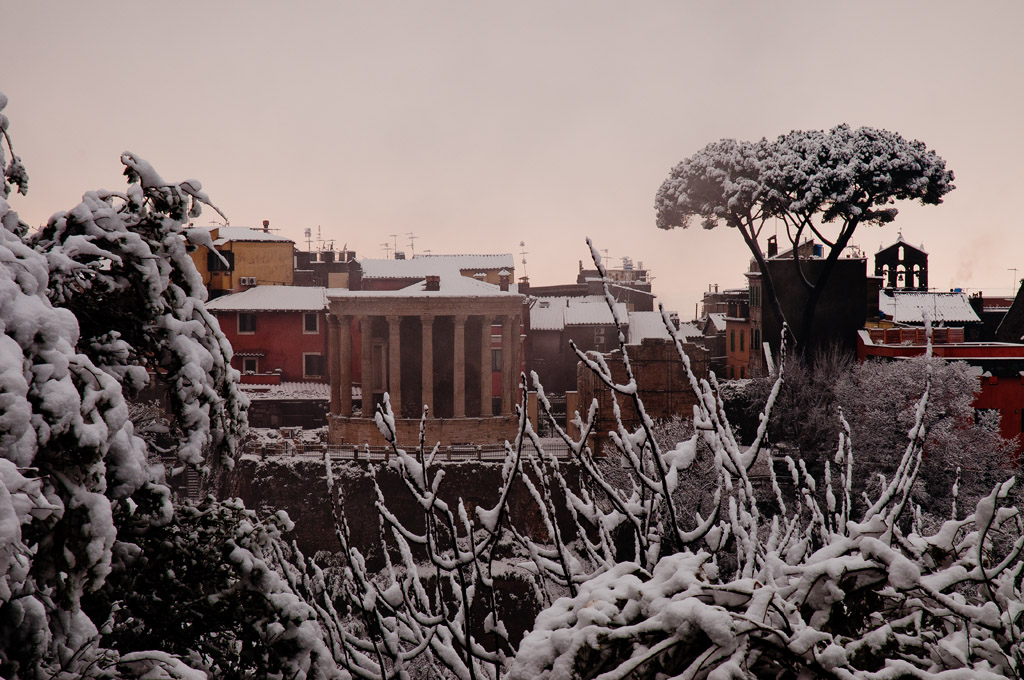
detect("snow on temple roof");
top-left (325, 277), bottom-right (521, 300)
top-left (878, 290), bottom-right (979, 324)
top-left (206, 286), bottom-right (327, 312)
top-left (531, 296), bottom-right (626, 330)
top-left (208, 226), bottom-right (294, 244)
top-left (240, 381), bottom-right (330, 401)
top-left (360, 254), bottom-right (515, 279)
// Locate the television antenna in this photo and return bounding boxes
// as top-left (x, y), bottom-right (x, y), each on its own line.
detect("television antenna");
top-left (519, 241), bottom-right (528, 278)
top-left (389, 234), bottom-right (399, 259)
top-left (304, 228), bottom-right (312, 252)
top-left (381, 241), bottom-right (392, 258)
top-left (407, 232), bottom-right (418, 258)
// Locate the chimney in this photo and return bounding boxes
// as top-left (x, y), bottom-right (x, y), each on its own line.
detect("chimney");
top-left (425, 275), bottom-right (440, 291)
top-left (767, 235), bottom-right (778, 258)
top-left (262, 219), bottom-right (270, 233)
top-left (499, 269), bottom-right (511, 292)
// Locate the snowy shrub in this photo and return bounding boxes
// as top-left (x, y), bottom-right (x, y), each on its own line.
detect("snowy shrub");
top-left (325, 241), bottom-right (1024, 679)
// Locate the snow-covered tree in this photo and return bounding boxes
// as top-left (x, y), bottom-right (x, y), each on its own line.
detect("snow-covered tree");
top-left (29, 152), bottom-right (246, 475)
top-left (655, 125), bottom-right (954, 350)
top-left (0, 92), bottom-right (340, 679)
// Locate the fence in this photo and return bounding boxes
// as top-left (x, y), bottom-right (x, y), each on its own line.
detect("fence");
top-left (243, 437), bottom-right (573, 462)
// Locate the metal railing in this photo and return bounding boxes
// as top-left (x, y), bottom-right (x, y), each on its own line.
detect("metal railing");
top-left (243, 438), bottom-right (574, 462)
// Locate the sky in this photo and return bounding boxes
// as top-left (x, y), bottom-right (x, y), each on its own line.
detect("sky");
top-left (3, 1), bottom-right (1023, 318)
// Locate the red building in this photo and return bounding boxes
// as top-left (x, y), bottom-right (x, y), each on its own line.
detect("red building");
top-left (858, 328), bottom-right (1024, 451)
top-left (207, 286), bottom-right (330, 382)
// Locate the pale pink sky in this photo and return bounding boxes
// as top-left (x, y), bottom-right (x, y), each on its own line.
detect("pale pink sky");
top-left (3, 1), bottom-right (1022, 317)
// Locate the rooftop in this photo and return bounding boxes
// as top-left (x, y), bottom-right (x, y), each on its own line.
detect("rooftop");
top-left (878, 290), bottom-right (980, 325)
top-left (360, 254), bottom-right (515, 279)
top-left (208, 226), bottom-right (295, 244)
top-left (327, 275), bottom-right (522, 299)
top-left (206, 286), bottom-right (327, 312)
top-left (531, 296), bottom-right (628, 331)
top-left (627, 311), bottom-right (672, 344)
top-left (240, 381), bottom-right (331, 401)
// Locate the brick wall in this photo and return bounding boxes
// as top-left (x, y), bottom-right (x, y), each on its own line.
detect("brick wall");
top-left (577, 338), bottom-right (709, 444)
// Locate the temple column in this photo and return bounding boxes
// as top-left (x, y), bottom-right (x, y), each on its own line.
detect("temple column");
top-left (479, 315), bottom-right (492, 417)
top-left (338, 315), bottom-right (352, 416)
top-left (360, 316), bottom-right (372, 415)
top-left (421, 315), bottom-right (434, 416)
top-left (387, 315), bottom-right (401, 416)
top-left (453, 314), bottom-right (467, 418)
top-left (501, 315), bottom-right (515, 415)
top-left (328, 315), bottom-right (341, 415)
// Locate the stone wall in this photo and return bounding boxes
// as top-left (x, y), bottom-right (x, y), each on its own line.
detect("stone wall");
top-left (221, 454), bottom-right (579, 569)
top-left (328, 414), bottom-right (519, 447)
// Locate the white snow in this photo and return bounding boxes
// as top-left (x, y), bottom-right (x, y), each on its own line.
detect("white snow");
top-left (879, 289), bottom-right (980, 324)
top-left (206, 285), bottom-right (328, 312)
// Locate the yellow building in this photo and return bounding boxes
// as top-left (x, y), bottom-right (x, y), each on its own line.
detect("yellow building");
top-left (190, 221), bottom-right (295, 297)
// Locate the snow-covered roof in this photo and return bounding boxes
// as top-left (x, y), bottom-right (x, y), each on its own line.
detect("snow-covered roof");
top-left (240, 381), bottom-right (330, 401)
top-left (565, 300), bottom-right (625, 326)
top-left (627, 311), bottom-right (672, 344)
top-left (706, 313), bottom-right (727, 332)
top-left (326, 276), bottom-right (521, 300)
top-left (676, 322), bottom-right (702, 340)
top-left (360, 254), bottom-right (514, 279)
top-left (209, 226), bottom-right (294, 244)
top-left (530, 296), bottom-right (627, 331)
top-left (878, 290), bottom-right (980, 324)
top-left (206, 286), bottom-right (327, 312)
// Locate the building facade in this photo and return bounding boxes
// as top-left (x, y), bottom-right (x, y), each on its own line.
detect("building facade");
top-left (326, 274), bottom-right (526, 447)
top-left (190, 222), bottom-right (295, 297)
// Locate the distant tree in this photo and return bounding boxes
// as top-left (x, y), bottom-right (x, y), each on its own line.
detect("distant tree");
top-left (835, 355), bottom-right (1016, 515)
top-left (655, 125), bottom-right (954, 351)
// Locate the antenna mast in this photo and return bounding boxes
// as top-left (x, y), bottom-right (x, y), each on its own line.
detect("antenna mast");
top-left (519, 241), bottom-right (528, 278)
top-left (407, 232), bottom-right (418, 258)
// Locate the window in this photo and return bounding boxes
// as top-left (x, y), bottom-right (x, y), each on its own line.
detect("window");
top-left (303, 353), bottom-right (325, 378)
top-left (730, 330), bottom-right (735, 352)
top-left (492, 348), bottom-right (503, 372)
top-left (304, 312), bottom-right (319, 334)
top-left (208, 250), bottom-right (234, 272)
top-left (238, 313), bottom-right (256, 334)
top-left (740, 331), bottom-right (745, 353)
top-left (241, 357), bottom-right (258, 374)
